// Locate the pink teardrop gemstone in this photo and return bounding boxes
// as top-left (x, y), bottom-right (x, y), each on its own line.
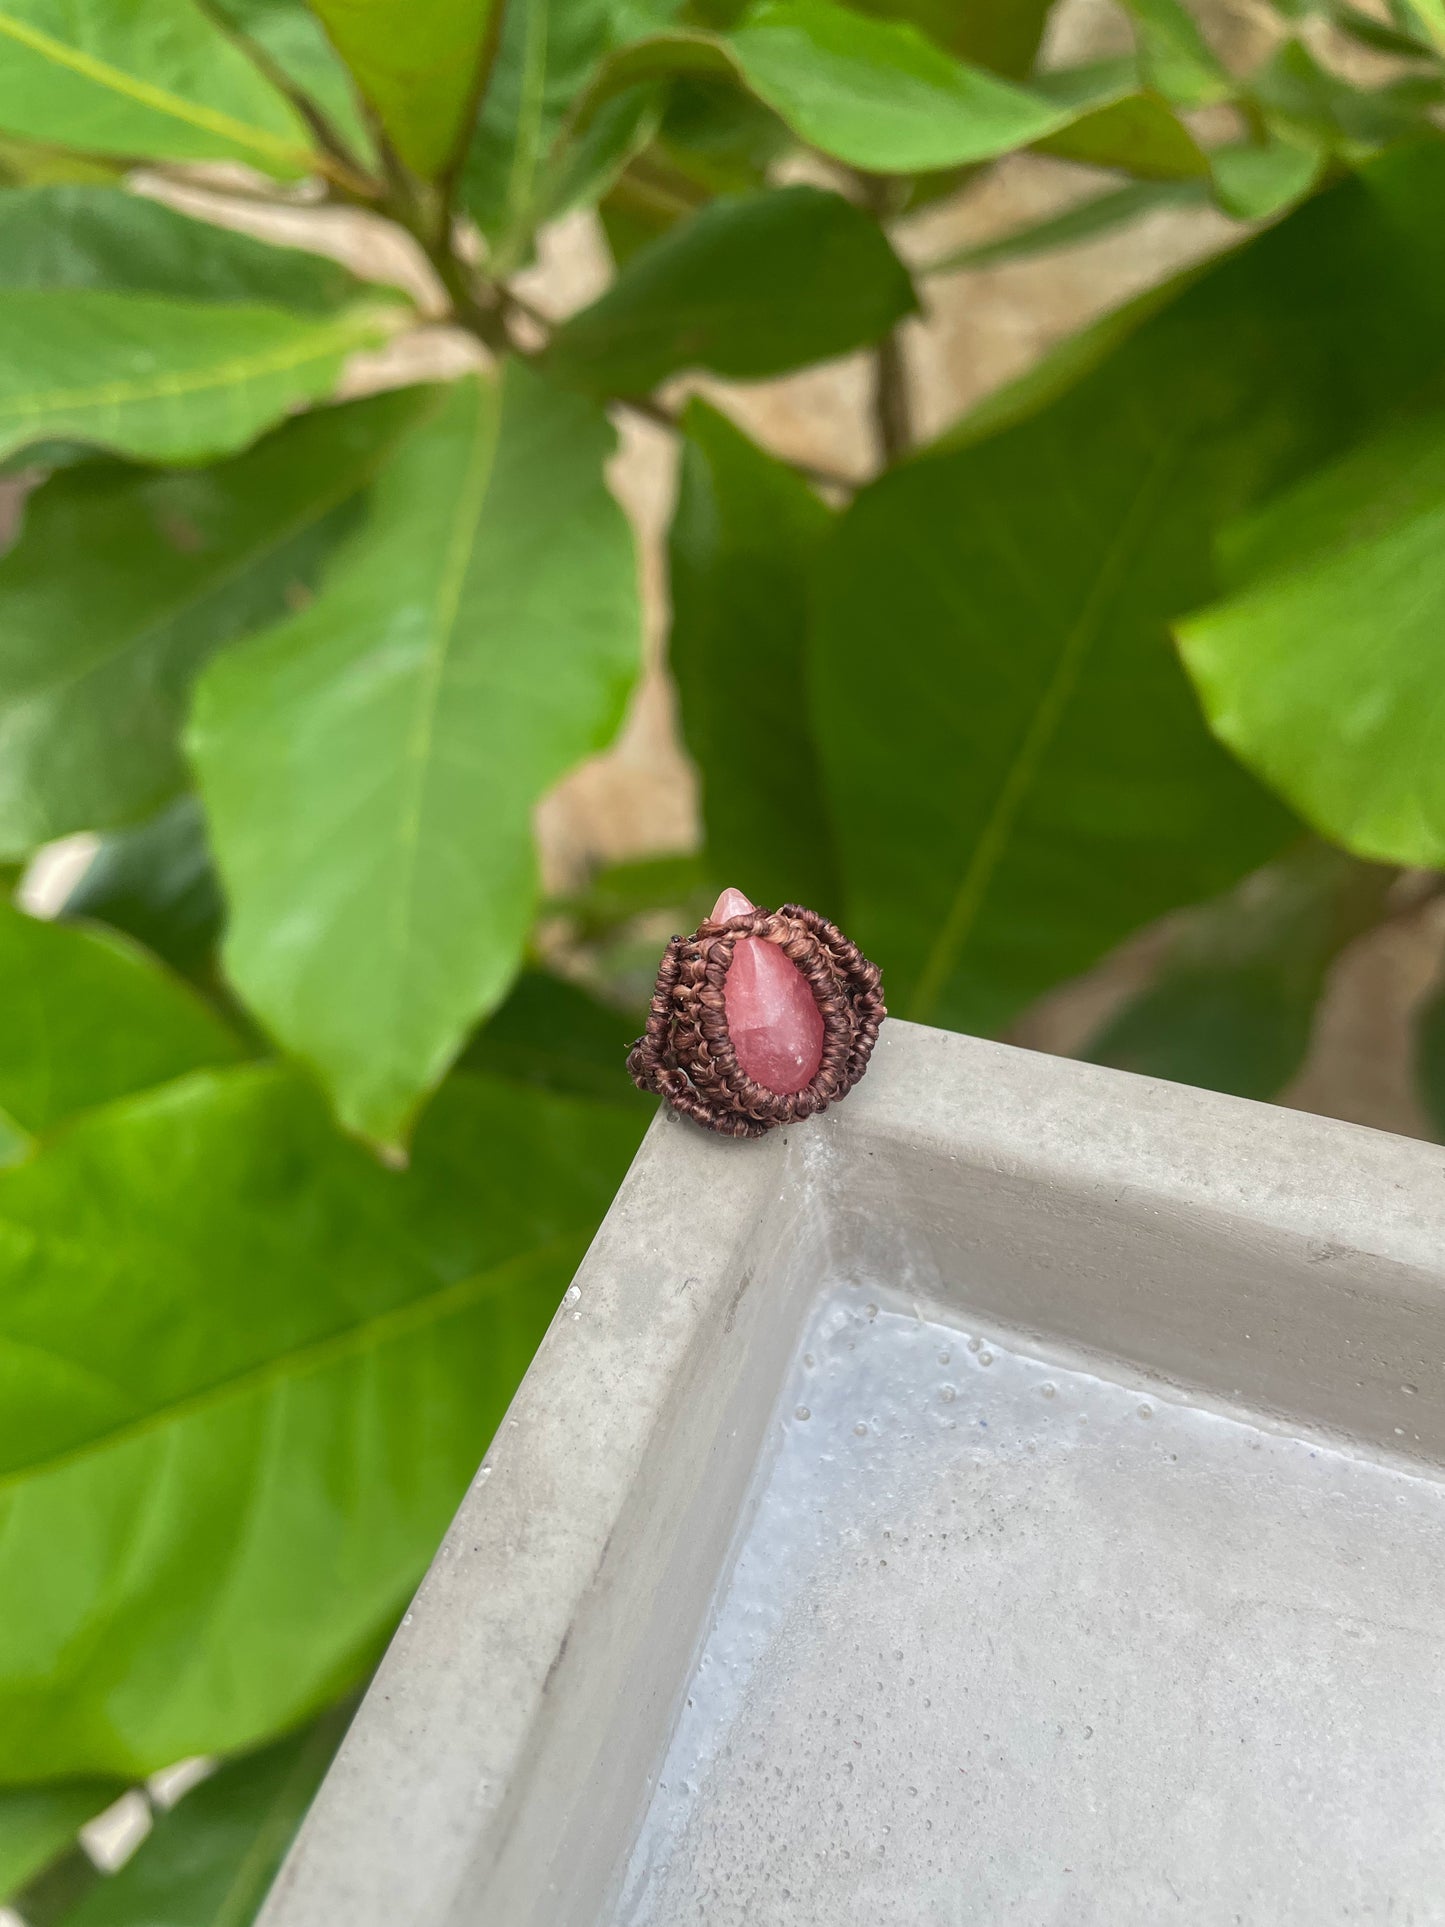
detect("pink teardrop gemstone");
top-left (711, 886), bottom-right (754, 925)
top-left (711, 888), bottom-right (825, 1096)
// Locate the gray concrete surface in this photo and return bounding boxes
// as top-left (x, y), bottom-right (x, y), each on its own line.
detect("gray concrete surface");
top-left (260, 1021), bottom-right (1445, 1926)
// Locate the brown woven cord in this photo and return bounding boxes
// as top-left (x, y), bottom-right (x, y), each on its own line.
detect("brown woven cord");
top-left (626, 903), bottom-right (886, 1138)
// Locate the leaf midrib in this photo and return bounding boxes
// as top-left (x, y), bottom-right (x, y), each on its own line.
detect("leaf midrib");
top-left (0, 9), bottom-right (314, 169)
top-left (0, 304), bottom-right (387, 422)
top-left (739, 40), bottom-right (1071, 147)
top-left (908, 429), bottom-right (1190, 1020)
top-left (506, 0), bottom-right (554, 239)
top-left (388, 384), bottom-right (501, 988)
top-left (0, 1232), bottom-right (581, 1498)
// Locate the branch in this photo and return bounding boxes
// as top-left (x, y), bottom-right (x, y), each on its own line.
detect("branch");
top-left (855, 171), bottom-right (913, 469)
top-left (613, 388), bottom-right (859, 494)
top-left (384, 194), bottom-right (861, 494)
top-left (870, 326), bottom-right (912, 468)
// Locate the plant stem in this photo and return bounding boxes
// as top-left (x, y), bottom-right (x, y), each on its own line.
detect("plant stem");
top-left (371, 120), bottom-right (510, 354)
top-left (429, 232), bottom-right (512, 354)
top-left (610, 387), bottom-right (858, 492)
top-left (856, 171), bottom-right (913, 468)
top-left (871, 326), bottom-right (913, 467)
top-left (365, 141), bottom-right (860, 493)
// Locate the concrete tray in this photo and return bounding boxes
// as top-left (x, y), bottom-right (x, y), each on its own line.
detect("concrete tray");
top-left (261, 1021), bottom-right (1445, 1926)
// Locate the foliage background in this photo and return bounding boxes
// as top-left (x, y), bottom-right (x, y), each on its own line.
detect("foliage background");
top-left (3, 0), bottom-right (1445, 1915)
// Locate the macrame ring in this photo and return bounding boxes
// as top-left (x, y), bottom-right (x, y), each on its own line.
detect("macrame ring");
top-left (627, 903), bottom-right (886, 1138)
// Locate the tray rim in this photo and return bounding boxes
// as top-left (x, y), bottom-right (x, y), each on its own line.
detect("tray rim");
top-left (259, 1021), bottom-right (1445, 1927)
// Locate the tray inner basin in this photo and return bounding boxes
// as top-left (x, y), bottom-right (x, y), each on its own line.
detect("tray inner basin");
top-left (613, 1284), bottom-right (1445, 1926)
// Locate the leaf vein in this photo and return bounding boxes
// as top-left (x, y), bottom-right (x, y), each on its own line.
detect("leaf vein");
top-left (0, 10), bottom-right (312, 167)
top-left (908, 430), bottom-right (1189, 1019)
top-left (0, 1235), bottom-right (578, 1498)
top-left (0, 309), bottom-right (382, 424)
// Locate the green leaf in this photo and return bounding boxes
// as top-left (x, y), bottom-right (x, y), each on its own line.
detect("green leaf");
top-left (924, 178), bottom-right (1211, 275)
top-left (0, 436), bottom-right (95, 481)
top-left (611, 0), bottom-right (686, 30)
top-left (537, 81), bottom-right (662, 230)
top-left (210, 0), bottom-right (374, 164)
top-left (462, 0), bottom-right (615, 263)
top-left (1332, 1), bottom-right (1437, 58)
top-left (576, 10), bottom-right (1151, 178)
top-left (549, 850), bottom-right (712, 937)
top-left (306, 0), bottom-right (497, 177)
top-left (1250, 38), bottom-right (1443, 159)
top-left (0, 0), bottom-right (316, 174)
top-left (0, 1110), bottom-right (27, 1170)
top-left (598, 181), bottom-right (675, 268)
top-left (190, 368), bottom-right (642, 1148)
top-left (1, 1781), bottom-right (119, 1902)
top-left (61, 1714), bottom-right (347, 1927)
top-left (1209, 131), bottom-right (1323, 220)
top-left (724, 0), bottom-right (1093, 171)
top-left (1119, 0), bottom-right (1232, 105)
top-left (668, 399), bottom-right (840, 912)
top-left (850, 0), bottom-right (1052, 79)
top-left (0, 130), bottom-right (123, 185)
top-left (0, 1062), bottom-right (643, 1780)
top-left (60, 798), bottom-right (224, 983)
top-left (459, 970), bottom-right (649, 1104)
top-left (564, 31), bottom-right (739, 141)
top-left (927, 269), bottom-right (1213, 457)
top-left (0, 290), bottom-right (401, 469)
top-left (549, 853), bottom-right (719, 1013)
top-left (1178, 407), bottom-right (1445, 868)
top-left (1031, 64), bottom-right (1209, 179)
top-left (1083, 844), bottom-right (1391, 1100)
top-left (654, 68), bottom-right (789, 191)
top-left (811, 151), bottom-right (1445, 1032)
top-left (0, 185), bottom-right (372, 312)
top-left (0, 899), bottom-right (243, 1135)
top-left (1399, 0), bottom-right (1445, 52)
top-left (0, 185), bottom-right (403, 470)
top-left (594, 75), bottom-right (785, 266)
top-left (0, 388), bottom-right (431, 857)
top-left (546, 186), bottom-right (915, 395)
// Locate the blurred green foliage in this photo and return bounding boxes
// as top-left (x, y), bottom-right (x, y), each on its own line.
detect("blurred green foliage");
top-left (1, 0), bottom-right (1444, 1913)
